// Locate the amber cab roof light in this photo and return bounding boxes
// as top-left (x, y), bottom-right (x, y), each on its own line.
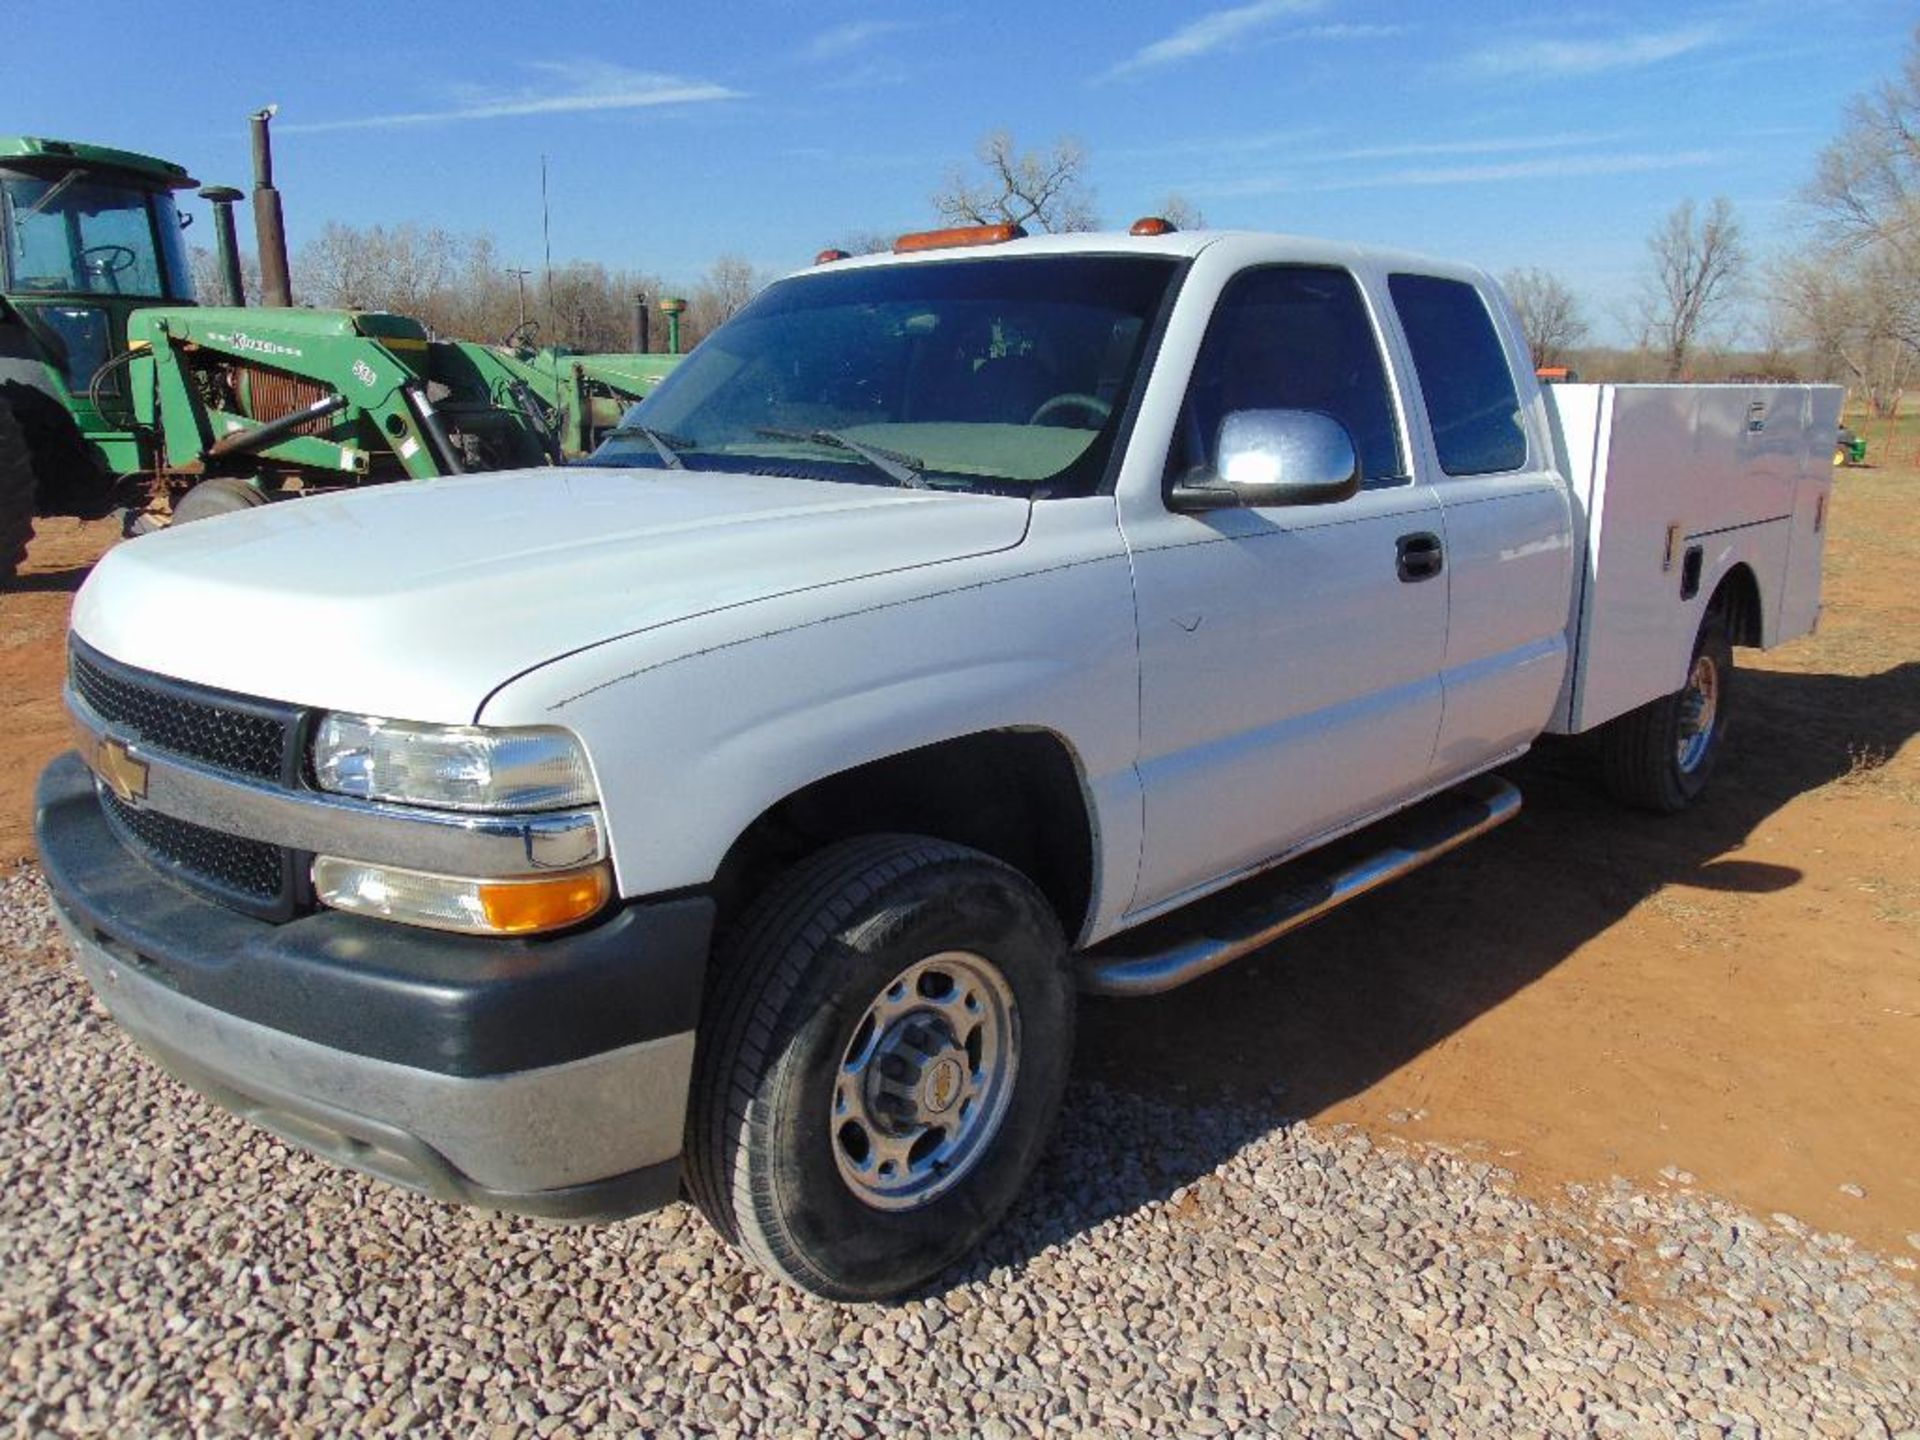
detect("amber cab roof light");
top-left (814, 248), bottom-right (852, 265)
top-left (893, 223), bottom-right (1027, 254)
top-left (1129, 216), bottom-right (1178, 236)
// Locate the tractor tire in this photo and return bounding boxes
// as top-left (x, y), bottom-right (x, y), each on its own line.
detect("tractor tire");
top-left (12, 397), bottom-right (114, 519)
top-left (1602, 608), bottom-right (1734, 813)
top-left (170, 477), bottom-right (268, 526)
top-left (0, 398), bottom-right (37, 587)
top-left (684, 834), bottom-right (1074, 1301)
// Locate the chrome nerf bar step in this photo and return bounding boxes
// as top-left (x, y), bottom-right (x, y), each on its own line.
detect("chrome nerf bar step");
top-left (1079, 774), bottom-right (1522, 998)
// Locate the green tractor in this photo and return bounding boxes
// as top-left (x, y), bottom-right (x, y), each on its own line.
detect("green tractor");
top-left (0, 127), bottom-right (556, 585)
top-left (0, 134), bottom-right (199, 575)
top-left (487, 335), bottom-right (681, 457)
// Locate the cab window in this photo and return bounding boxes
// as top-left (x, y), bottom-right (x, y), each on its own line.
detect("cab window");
top-left (1168, 265), bottom-right (1405, 490)
top-left (0, 172), bottom-right (191, 300)
top-left (1388, 273), bottom-right (1527, 476)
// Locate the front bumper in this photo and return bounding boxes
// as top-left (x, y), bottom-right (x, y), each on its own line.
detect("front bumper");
top-left (37, 753), bottom-right (715, 1221)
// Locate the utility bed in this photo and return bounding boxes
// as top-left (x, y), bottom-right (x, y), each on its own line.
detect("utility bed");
top-left (1544, 384), bottom-right (1841, 734)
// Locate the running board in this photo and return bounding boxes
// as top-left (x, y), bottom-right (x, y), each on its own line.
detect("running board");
top-left (1079, 774), bottom-right (1522, 998)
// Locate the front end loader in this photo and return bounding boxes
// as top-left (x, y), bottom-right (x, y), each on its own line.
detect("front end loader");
top-left (129, 307), bottom-right (548, 522)
top-left (478, 342), bottom-right (681, 458)
top-left (0, 126), bottom-right (554, 584)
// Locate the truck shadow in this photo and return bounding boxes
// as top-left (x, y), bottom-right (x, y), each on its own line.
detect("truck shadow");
top-left (3, 565), bottom-right (92, 595)
top-left (951, 660), bottom-right (1920, 1291)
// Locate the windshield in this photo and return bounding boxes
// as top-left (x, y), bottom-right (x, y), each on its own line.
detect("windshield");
top-left (1, 171), bottom-right (193, 300)
top-left (587, 254), bottom-right (1182, 497)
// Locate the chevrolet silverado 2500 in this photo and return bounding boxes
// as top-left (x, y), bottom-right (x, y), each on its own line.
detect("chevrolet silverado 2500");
top-left (37, 224), bottom-right (1838, 1299)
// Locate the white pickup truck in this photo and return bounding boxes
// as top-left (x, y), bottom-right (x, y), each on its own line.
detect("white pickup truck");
top-left (38, 223), bottom-right (1838, 1300)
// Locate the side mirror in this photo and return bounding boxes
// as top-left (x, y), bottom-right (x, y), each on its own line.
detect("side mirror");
top-left (1170, 409), bottom-right (1361, 511)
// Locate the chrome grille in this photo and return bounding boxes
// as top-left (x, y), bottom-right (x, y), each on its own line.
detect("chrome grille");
top-left (101, 790), bottom-right (286, 904)
top-left (71, 639), bottom-right (305, 918)
top-left (69, 642), bottom-right (294, 781)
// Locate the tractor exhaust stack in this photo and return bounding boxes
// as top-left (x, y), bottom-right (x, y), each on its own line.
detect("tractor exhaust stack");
top-left (197, 186), bottom-right (247, 306)
top-left (250, 107), bottom-right (294, 307)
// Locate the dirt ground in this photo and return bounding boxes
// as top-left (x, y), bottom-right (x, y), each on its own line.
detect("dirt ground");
top-left (3, 437), bottom-right (1916, 1262)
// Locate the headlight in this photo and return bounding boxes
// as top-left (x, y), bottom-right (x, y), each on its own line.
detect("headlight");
top-left (313, 857), bottom-right (612, 935)
top-left (312, 714), bottom-right (596, 812)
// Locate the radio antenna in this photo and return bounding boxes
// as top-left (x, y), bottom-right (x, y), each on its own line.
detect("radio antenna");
top-left (540, 155), bottom-right (555, 339)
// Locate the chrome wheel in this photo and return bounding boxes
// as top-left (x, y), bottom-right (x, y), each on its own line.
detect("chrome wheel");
top-left (1676, 652), bottom-right (1720, 774)
top-left (832, 950), bottom-right (1019, 1211)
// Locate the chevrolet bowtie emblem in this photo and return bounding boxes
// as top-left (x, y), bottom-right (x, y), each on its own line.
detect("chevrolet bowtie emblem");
top-left (94, 736), bottom-right (150, 805)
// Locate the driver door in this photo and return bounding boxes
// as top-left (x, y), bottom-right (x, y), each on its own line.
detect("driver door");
top-left (1120, 264), bottom-right (1449, 916)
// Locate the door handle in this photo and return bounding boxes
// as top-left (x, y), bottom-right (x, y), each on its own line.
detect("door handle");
top-left (1396, 531), bottom-right (1444, 582)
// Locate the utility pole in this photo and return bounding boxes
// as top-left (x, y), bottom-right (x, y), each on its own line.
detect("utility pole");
top-left (506, 267), bottom-right (532, 329)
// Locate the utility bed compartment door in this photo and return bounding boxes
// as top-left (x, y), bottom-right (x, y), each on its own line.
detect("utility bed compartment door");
top-left (1547, 383), bottom-right (1840, 735)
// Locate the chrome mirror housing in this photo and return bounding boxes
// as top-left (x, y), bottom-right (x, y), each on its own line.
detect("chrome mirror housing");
top-left (1170, 409), bottom-right (1361, 511)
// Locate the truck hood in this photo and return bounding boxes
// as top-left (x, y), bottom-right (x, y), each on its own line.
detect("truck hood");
top-left (72, 468), bottom-right (1032, 722)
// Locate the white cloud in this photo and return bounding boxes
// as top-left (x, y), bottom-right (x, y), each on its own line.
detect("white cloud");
top-left (803, 20), bottom-right (915, 63)
top-left (1107, 126), bottom-right (1327, 164)
top-left (1197, 147), bottom-right (1720, 198)
top-left (1292, 23), bottom-right (1405, 41)
top-left (1100, 0), bottom-right (1324, 81)
top-left (1353, 149), bottom-right (1723, 187)
top-left (1333, 130), bottom-right (1633, 162)
top-left (1464, 26), bottom-right (1719, 79)
top-left (281, 62), bottom-right (742, 134)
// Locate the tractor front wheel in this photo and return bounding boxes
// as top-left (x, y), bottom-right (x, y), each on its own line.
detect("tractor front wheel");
top-left (0, 399), bottom-right (37, 587)
top-left (170, 477), bottom-right (268, 526)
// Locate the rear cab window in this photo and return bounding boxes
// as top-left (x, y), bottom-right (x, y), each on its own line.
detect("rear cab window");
top-left (1388, 273), bottom-right (1527, 476)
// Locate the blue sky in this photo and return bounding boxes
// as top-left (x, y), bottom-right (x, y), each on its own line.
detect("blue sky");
top-left (10, 1), bottom-right (1913, 341)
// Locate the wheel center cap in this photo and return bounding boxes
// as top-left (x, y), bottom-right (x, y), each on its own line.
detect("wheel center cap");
top-left (921, 1056), bottom-right (964, 1114)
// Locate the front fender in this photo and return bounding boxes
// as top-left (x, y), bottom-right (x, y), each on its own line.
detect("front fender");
top-left (479, 498), bottom-right (1146, 941)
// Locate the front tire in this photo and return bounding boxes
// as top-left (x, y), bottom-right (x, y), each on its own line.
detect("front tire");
top-left (684, 834), bottom-right (1074, 1301)
top-left (1602, 609), bottom-right (1734, 812)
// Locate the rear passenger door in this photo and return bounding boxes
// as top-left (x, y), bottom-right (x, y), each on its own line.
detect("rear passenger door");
top-left (1123, 264), bottom-right (1449, 917)
top-left (1385, 273), bottom-right (1574, 777)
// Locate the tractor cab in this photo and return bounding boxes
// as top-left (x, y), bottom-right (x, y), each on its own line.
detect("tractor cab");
top-left (0, 136), bottom-right (197, 458)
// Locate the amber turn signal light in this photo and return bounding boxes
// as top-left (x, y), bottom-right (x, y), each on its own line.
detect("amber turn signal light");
top-left (893, 223), bottom-right (1028, 254)
top-left (312, 857), bottom-right (614, 936)
top-left (478, 868), bottom-right (614, 934)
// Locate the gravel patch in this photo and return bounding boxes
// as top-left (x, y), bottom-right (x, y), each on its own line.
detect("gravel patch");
top-left (3, 865), bottom-right (1916, 1438)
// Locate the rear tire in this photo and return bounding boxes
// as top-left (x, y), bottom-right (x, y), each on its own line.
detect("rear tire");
top-left (1602, 609), bottom-right (1734, 812)
top-left (0, 399), bottom-right (36, 586)
top-left (170, 476), bottom-right (267, 526)
top-left (684, 834), bottom-right (1074, 1301)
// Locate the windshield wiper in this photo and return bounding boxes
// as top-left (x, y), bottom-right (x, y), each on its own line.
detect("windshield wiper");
top-left (754, 426), bottom-right (928, 489)
top-left (606, 423), bottom-right (692, 469)
top-left (20, 170), bottom-right (80, 221)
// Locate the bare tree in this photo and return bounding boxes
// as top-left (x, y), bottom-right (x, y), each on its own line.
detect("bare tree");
top-left (1157, 193), bottom-right (1207, 231)
top-left (1501, 268), bottom-right (1589, 370)
top-left (186, 244), bottom-right (262, 308)
top-left (1636, 197), bottom-right (1748, 379)
top-left (1803, 28), bottom-right (1920, 263)
top-left (1788, 27), bottom-right (1920, 412)
top-left (933, 131), bottom-right (1098, 234)
top-left (1772, 250), bottom-right (1917, 415)
top-left (829, 230), bottom-right (897, 257)
top-left (295, 221), bottom-right (462, 323)
top-left (704, 255), bottom-right (761, 323)
top-left (294, 220), bottom-right (670, 351)
top-left (543, 260), bottom-right (674, 352)
top-left (679, 255), bottom-right (765, 350)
